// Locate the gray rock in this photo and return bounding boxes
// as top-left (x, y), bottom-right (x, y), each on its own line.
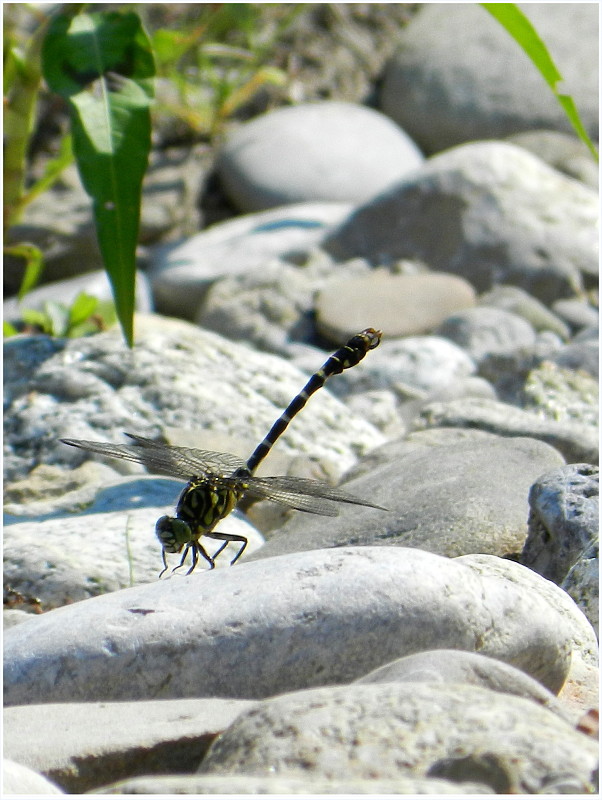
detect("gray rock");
top-left (248, 436), bottom-right (564, 562)
top-left (562, 543), bottom-right (599, 632)
top-left (148, 202), bottom-right (352, 319)
top-left (325, 141), bottom-right (597, 304)
top-left (354, 649), bottom-right (570, 721)
top-left (456, 552), bottom-right (599, 722)
top-left (199, 682), bottom-right (598, 793)
top-left (549, 337), bottom-right (599, 378)
top-left (3, 479), bottom-right (264, 609)
top-left (417, 396), bottom-right (598, 464)
top-left (436, 306), bottom-right (536, 366)
top-left (217, 101), bottom-right (424, 212)
top-left (3, 759), bottom-right (63, 795)
top-left (95, 773), bottom-right (493, 794)
top-left (3, 546), bottom-right (577, 705)
top-left (4, 698), bottom-right (255, 793)
top-left (315, 271), bottom-right (476, 340)
top-left (380, 4), bottom-right (598, 152)
top-left (4, 317), bottom-right (384, 485)
top-left (552, 298), bottom-right (599, 332)
top-left (521, 464), bottom-right (599, 584)
top-left (478, 285), bottom-right (570, 340)
top-left (507, 130), bottom-right (599, 190)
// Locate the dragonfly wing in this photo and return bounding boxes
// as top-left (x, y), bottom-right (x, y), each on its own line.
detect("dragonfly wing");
top-left (123, 434), bottom-right (247, 475)
top-left (60, 436), bottom-right (246, 481)
top-left (246, 475), bottom-right (387, 516)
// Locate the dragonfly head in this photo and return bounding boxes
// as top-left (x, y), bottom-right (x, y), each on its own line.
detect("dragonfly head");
top-left (156, 515), bottom-right (191, 553)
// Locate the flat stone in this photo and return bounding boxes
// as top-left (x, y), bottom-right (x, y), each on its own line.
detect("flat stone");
top-left (325, 141), bottom-right (597, 304)
top-left (248, 436), bottom-right (564, 562)
top-left (315, 271), bottom-right (476, 340)
top-left (4, 698), bottom-right (255, 794)
top-left (3, 547), bottom-right (576, 706)
top-left (216, 101), bottom-right (424, 212)
top-left (199, 682), bottom-right (598, 793)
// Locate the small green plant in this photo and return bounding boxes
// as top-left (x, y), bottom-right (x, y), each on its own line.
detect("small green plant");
top-left (3, 292), bottom-right (116, 339)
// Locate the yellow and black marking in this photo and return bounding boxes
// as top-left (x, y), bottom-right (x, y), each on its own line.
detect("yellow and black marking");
top-left (60, 328), bottom-right (383, 576)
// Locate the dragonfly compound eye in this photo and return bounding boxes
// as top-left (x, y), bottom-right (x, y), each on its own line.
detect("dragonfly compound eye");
top-left (155, 516), bottom-right (191, 552)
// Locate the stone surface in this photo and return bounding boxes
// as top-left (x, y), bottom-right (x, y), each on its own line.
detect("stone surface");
top-left (477, 285), bottom-right (570, 340)
top-left (315, 270), bottom-right (477, 340)
top-left (562, 542), bottom-right (599, 632)
top-left (507, 130), bottom-right (599, 190)
top-left (521, 463), bottom-right (599, 583)
top-left (522, 360), bottom-right (599, 429)
top-left (354, 649), bottom-right (570, 721)
top-left (3, 547), bottom-right (577, 706)
top-left (457, 552), bottom-right (599, 722)
top-left (417, 396), bottom-right (598, 464)
top-left (4, 317), bottom-right (384, 486)
top-left (380, 4), bottom-right (598, 153)
top-left (149, 202), bottom-right (352, 319)
top-left (217, 101), bottom-right (424, 211)
top-left (96, 773), bottom-right (493, 794)
top-left (247, 436), bottom-right (564, 562)
top-left (4, 698), bottom-right (255, 794)
top-left (325, 141), bottom-right (597, 304)
top-left (436, 306), bottom-right (536, 366)
top-left (3, 759), bottom-right (63, 796)
top-left (199, 682), bottom-right (598, 793)
top-left (3, 478), bottom-right (264, 609)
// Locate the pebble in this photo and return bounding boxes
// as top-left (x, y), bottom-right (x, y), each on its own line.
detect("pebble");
top-left (324, 141), bottom-right (598, 303)
top-left (3, 759), bottom-right (63, 795)
top-left (198, 682), bottom-right (598, 793)
top-left (478, 284), bottom-right (571, 340)
top-left (315, 270), bottom-right (476, 340)
top-left (380, 3), bottom-right (598, 152)
top-left (216, 101), bottom-right (424, 212)
top-left (507, 130), bottom-right (599, 190)
top-left (4, 698), bottom-right (255, 794)
top-left (3, 546), bottom-right (578, 706)
top-left (552, 297), bottom-right (599, 331)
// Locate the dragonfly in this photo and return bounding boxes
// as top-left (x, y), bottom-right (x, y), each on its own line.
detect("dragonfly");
top-left (61, 328), bottom-right (385, 576)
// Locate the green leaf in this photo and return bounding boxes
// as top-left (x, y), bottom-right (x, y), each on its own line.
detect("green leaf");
top-left (21, 307), bottom-right (52, 333)
top-left (42, 11), bottom-right (155, 346)
top-left (68, 292), bottom-right (99, 327)
top-left (3, 321), bottom-right (19, 338)
top-left (19, 134), bottom-right (74, 208)
top-left (481, 3), bottom-right (598, 161)
top-left (3, 243), bottom-right (45, 299)
top-left (43, 300), bottom-right (71, 337)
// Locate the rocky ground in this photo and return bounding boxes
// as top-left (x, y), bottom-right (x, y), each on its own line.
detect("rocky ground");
top-left (3, 3), bottom-right (599, 796)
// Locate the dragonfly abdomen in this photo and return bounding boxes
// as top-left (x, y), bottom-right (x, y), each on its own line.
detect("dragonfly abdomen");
top-left (245, 328), bottom-right (381, 474)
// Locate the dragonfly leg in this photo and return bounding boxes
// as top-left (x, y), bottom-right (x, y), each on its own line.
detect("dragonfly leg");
top-left (206, 532), bottom-right (248, 565)
top-left (180, 541), bottom-right (214, 575)
top-left (159, 548), bottom-right (171, 579)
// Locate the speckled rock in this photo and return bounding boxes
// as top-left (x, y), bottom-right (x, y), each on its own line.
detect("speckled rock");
top-left (199, 682), bottom-right (598, 793)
